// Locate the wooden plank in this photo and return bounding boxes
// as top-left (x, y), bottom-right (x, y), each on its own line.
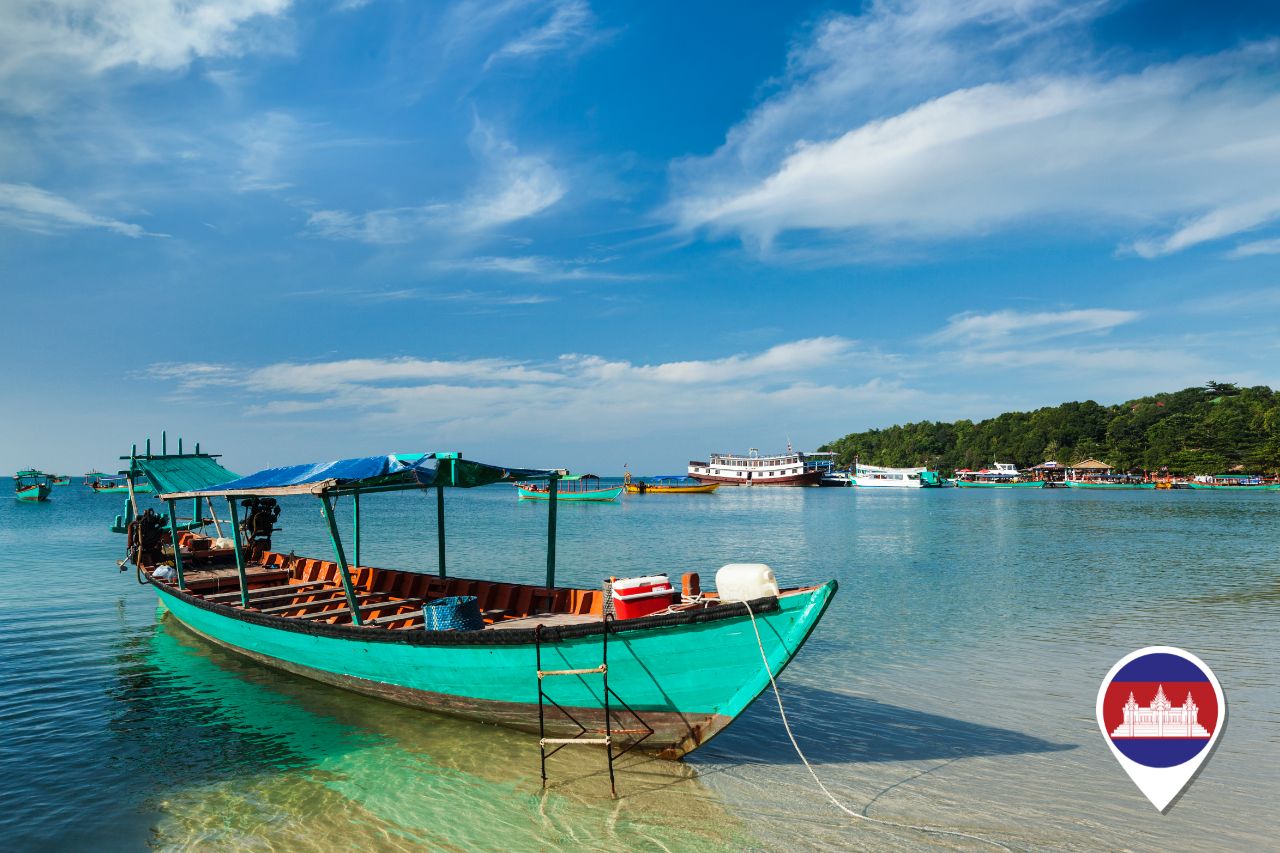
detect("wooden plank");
top-left (364, 609), bottom-right (423, 627)
top-left (236, 585), bottom-right (345, 608)
top-left (259, 591), bottom-right (391, 616)
top-left (204, 580), bottom-right (332, 602)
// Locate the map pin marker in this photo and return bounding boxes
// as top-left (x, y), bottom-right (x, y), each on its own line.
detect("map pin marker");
top-left (1097, 646), bottom-right (1226, 812)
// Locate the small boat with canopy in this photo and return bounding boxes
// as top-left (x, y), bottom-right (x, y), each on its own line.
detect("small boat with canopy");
top-left (623, 472), bottom-right (718, 494)
top-left (515, 473), bottom-right (622, 502)
top-left (122, 446), bottom-right (837, 760)
top-left (14, 469), bottom-right (53, 502)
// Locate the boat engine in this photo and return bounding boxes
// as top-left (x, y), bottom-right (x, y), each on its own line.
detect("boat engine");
top-left (127, 508), bottom-right (167, 567)
top-left (240, 497), bottom-right (281, 556)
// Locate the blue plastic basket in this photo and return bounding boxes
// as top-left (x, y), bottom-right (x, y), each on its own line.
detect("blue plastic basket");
top-left (423, 595), bottom-right (484, 632)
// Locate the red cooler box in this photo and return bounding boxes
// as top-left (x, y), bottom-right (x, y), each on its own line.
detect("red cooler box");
top-left (611, 574), bottom-right (675, 619)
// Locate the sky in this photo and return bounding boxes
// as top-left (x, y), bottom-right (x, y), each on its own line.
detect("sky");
top-left (3, 0), bottom-right (1280, 475)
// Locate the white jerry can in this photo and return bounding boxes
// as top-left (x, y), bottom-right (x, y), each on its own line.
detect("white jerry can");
top-left (715, 563), bottom-right (780, 602)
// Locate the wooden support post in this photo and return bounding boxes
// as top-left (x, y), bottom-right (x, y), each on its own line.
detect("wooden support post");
top-left (352, 490), bottom-right (361, 569)
top-left (226, 498), bottom-right (250, 609)
top-left (545, 475), bottom-right (559, 590)
top-left (164, 499), bottom-right (186, 590)
top-left (320, 494), bottom-right (363, 626)
top-left (192, 497), bottom-right (201, 529)
top-left (206, 496), bottom-right (224, 538)
top-left (436, 484), bottom-right (446, 578)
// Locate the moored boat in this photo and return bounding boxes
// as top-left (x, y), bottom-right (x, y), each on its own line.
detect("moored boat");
top-left (1064, 479), bottom-right (1155, 490)
top-left (89, 473), bottom-right (155, 494)
top-left (688, 446), bottom-right (823, 487)
top-left (953, 463), bottom-right (1044, 488)
top-left (14, 469), bottom-right (52, 502)
top-left (126, 451), bottom-right (837, 759)
top-left (623, 472), bottom-right (718, 494)
top-left (1185, 474), bottom-right (1280, 491)
top-left (49, 475), bottom-right (70, 486)
top-left (516, 473), bottom-right (623, 501)
top-left (850, 463), bottom-right (946, 488)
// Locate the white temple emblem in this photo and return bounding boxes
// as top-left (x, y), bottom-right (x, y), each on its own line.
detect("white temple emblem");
top-left (1111, 684), bottom-right (1210, 739)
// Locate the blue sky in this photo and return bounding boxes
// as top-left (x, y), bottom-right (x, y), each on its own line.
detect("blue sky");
top-left (3, 0), bottom-right (1280, 474)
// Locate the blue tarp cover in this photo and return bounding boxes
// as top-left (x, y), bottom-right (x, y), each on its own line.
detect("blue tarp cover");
top-left (162, 453), bottom-right (553, 498)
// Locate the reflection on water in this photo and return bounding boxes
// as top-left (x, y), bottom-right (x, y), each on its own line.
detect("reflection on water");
top-left (0, 485), bottom-right (1277, 850)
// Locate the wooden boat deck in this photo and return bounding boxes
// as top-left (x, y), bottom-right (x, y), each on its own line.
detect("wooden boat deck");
top-left (163, 533), bottom-right (613, 631)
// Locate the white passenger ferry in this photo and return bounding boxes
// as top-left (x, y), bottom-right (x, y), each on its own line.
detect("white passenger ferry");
top-left (849, 463), bottom-right (945, 488)
top-left (688, 447), bottom-right (823, 487)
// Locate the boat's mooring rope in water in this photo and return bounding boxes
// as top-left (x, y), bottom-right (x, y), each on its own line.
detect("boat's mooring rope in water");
top-left (741, 602), bottom-right (1013, 852)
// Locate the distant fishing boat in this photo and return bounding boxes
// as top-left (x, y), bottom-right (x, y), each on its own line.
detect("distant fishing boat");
top-left (953, 463), bottom-right (1045, 488)
top-left (516, 473), bottom-right (622, 501)
top-left (14, 469), bottom-right (52, 502)
top-left (850, 463), bottom-right (946, 488)
top-left (49, 475), bottom-right (70, 486)
top-left (89, 473), bottom-right (154, 494)
top-left (623, 472), bottom-right (718, 494)
top-left (124, 450), bottom-right (837, 761)
top-left (687, 446), bottom-right (823, 487)
top-left (1186, 475), bottom-right (1280, 491)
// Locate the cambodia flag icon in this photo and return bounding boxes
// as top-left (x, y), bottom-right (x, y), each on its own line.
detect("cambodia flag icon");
top-left (1097, 647), bottom-right (1226, 811)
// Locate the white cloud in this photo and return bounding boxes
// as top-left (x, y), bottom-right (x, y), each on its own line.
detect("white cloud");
top-left (483, 0), bottom-right (599, 70)
top-left (0, 182), bottom-right (153, 237)
top-left (0, 0), bottom-right (293, 112)
top-left (458, 123), bottom-right (566, 229)
top-left (448, 254), bottom-right (645, 281)
top-left (235, 111), bottom-right (298, 191)
top-left (306, 122), bottom-right (564, 244)
top-left (672, 1), bottom-right (1280, 257)
top-left (143, 337), bottom-right (881, 444)
top-left (928, 308), bottom-right (1139, 348)
top-left (1231, 237), bottom-right (1280, 258)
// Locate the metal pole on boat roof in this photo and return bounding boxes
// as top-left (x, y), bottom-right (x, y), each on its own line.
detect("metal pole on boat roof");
top-left (320, 493), bottom-right (363, 626)
top-left (436, 483), bottom-right (446, 578)
top-left (164, 499), bottom-right (187, 590)
top-left (352, 490), bottom-right (361, 569)
top-left (545, 475), bottom-right (559, 590)
top-left (225, 498), bottom-right (251, 609)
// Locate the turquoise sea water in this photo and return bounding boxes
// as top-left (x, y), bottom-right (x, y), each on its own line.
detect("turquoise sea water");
top-left (1, 483), bottom-right (1277, 851)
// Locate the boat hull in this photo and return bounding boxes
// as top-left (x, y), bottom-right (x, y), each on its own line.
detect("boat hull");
top-left (147, 579), bottom-right (836, 758)
top-left (91, 483), bottom-right (154, 494)
top-left (624, 483), bottom-right (719, 494)
top-left (516, 485), bottom-right (623, 501)
top-left (15, 484), bottom-right (51, 501)
top-left (1185, 483), bottom-right (1280, 491)
top-left (1065, 481), bottom-right (1156, 490)
top-left (954, 479), bottom-right (1045, 489)
top-left (689, 470), bottom-right (822, 487)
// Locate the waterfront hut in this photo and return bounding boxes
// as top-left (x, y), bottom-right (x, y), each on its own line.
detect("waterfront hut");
top-left (1066, 458), bottom-right (1113, 482)
top-left (1029, 461), bottom-right (1065, 483)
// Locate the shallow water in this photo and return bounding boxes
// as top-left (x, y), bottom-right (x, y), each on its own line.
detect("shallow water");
top-left (1, 484), bottom-right (1276, 851)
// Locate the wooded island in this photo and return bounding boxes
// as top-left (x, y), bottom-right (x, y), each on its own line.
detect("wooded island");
top-left (822, 383), bottom-right (1280, 475)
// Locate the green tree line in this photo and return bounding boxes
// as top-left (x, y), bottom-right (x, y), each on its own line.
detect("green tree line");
top-left (820, 383), bottom-right (1280, 475)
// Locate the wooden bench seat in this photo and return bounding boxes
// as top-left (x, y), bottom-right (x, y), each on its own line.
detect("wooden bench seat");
top-left (204, 579), bottom-right (332, 603)
top-left (258, 591), bottom-right (392, 615)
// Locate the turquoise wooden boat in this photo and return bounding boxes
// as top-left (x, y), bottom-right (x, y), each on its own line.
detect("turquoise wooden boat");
top-left (954, 479), bottom-right (1044, 489)
top-left (516, 474), bottom-right (622, 502)
top-left (1065, 480), bottom-right (1155, 490)
top-left (1185, 482), bottom-right (1280, 491)
top-left (130, 451), bottom-right (836, 759)
top-left (90, 474), bottom-right (154, 494)
top-left (14, 469), bottom-right (52, 502)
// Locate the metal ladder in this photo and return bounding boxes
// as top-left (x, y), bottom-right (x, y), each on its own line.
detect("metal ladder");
top-left (535, 616), bottom-right (652, 798)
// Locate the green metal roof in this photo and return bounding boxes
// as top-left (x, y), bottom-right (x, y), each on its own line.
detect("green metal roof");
top-left (135, 455), bottom-right (240, 495)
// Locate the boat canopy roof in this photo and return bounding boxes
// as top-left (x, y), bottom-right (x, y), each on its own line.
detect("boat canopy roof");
top-left (160, 452), bottom-right (555, 500)
top-left (134, 455), bottom-right (240, 495)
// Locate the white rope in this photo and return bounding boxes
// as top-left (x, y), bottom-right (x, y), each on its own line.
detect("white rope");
top-left (741, 601), bottom-right (1013, 851)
